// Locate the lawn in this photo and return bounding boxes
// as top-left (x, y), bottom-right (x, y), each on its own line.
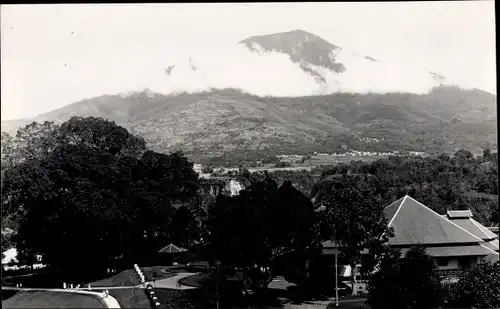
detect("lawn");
top-left (87, 266), bottom-right (175, 287)
top-left (177, 272), bottom-right (207, 287)
top-left (1, 290), bottom-right (105, 308)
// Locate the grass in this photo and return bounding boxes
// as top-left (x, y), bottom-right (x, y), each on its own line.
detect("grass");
top-left (1, 290), bottom-right (105, 308)
top-left (87, 269), bottom-right (142, 287)
top-left (87, 266), bottom-right (175, 287)
top-left (108, 288), bottom-right (152, 309)
top-left (177, 272), bottom-right (206, 287)
top-left (153, 288), bottom-right (206, 309)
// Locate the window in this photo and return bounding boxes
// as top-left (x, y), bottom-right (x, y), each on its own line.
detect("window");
top-left (437, 258), bottom-right (448, 266)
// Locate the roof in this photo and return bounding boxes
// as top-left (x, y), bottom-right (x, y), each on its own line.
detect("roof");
top-left (488, 227), bottom-right (499, 234)
top-left (447, 210), bottom-right (473, 219)
top-left (158, 243), bottom-right (186, 254)
top-left (399, 244), bottom-right (498, 257)
top-left (444, 216), bottom-right (498, 241)
top-left (482, 239), bottom-right (499, 252)
top-left (384, 195), bottom-right (484, 246)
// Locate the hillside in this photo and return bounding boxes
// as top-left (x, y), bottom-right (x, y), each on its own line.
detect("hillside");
top-left (2, 86), bottom-right (496, 162)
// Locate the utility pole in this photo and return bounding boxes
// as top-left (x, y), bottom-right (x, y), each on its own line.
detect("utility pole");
top-left (213, 251), bottom-right (220, 309)
top-left (335, 251), bottom-right (339, 307)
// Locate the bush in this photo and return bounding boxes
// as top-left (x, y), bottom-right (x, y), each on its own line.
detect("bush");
top-left (202, 166), bottom-right (214, 174)
top-left (367, 246), bottom-right (444, 309)
top-left (446, 261), bottom-right (500, 309)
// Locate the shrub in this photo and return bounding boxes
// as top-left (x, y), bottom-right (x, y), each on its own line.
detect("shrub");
top-left (447, 261), bottom-right (500, 309)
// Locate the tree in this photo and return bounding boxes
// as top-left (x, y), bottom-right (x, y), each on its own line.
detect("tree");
top-left (2, 117), bottom-right (198, 280)
top-left (13, 121), bottom-right (62, 163)
top-left (206, 177), bottom-right (319, 294)
top-left (367, 245), bottom-right (444, 309)
top-left (448, 261), bottom-right (500, 309)
top-left (314, 174), bottom-right (393, 295)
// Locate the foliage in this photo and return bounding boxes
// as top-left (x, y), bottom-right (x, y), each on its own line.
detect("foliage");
top-left (367, 245), bottom-right (444, 309)
top-left (206, 177), bottom-right (320, 292)
top-left (314, 174), bottom-right (393, 293)
top-left (313, 150), bottom-right (498, 226)
top-left (447, 261), bottom-right (500, 309)
top-left (1, 117), bottom-right (199, 279)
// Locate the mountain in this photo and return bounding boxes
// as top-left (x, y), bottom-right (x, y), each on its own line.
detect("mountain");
top-left (2, 86), bottom-right (496, 163)
top-left (240, 29), bottom-right (347, 83)
top-left (1, 30), bottom-right (496, 162)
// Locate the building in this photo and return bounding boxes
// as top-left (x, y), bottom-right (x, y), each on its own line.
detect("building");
top-left (322, 195), bottom-right (499, 283)
top-left (384, 195), bottom-right (499, 277)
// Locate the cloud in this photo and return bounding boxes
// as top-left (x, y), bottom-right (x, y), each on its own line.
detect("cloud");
top-left (149, 42), bottom-right (471, 97)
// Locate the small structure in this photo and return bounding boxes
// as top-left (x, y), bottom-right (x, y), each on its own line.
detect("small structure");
top-left (159, 243), bottom-right (186, 254)
top-left (158, 243), bottom-right (187, 266)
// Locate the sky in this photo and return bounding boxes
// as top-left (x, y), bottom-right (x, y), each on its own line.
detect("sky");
top-left (1, 2), bottom-right (496, 120)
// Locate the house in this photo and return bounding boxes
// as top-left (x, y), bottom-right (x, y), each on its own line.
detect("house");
top-left (384, 195), bottom-right (499, 276)
top-left (322, 195), bottom-right (499, 282)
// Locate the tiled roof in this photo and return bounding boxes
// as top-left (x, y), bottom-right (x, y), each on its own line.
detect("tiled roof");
top-left (444, 216), bottom-right (498, 241)
top-left (399, 244), bottom-right (498, 257)
top-left (384, 196), bottom-right (484, 246)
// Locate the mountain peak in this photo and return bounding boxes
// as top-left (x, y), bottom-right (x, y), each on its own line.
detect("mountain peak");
top-left (239, 29), bottom-right (345, 82)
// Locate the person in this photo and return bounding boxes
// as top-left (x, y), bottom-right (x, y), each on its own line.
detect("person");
top-left (104, 289), bottom-right (109, 298)
top-left (63, 282), bottom-right (67, 289)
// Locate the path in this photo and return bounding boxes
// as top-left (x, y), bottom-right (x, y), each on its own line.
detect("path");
top-left (2, 286), bottom-right (121, 308)
top-left (145, 272), bottom-right (198, 290)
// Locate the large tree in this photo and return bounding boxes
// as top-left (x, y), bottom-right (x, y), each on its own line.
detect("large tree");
top-left (313, 174), bottom-right (393, 294)
top-left (206, 176), bottom-right (320, 293)
top-left (1, 117), bottom-right (198, 279)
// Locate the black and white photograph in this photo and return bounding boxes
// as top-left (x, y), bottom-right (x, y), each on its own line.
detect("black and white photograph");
top-left (1, 2), bottom-right (498, 309)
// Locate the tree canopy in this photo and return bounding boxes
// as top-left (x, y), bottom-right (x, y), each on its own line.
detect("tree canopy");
top-left (206, 176), bottom-right (320, 292)
top-left (1, 117), bottom-right (199, 278)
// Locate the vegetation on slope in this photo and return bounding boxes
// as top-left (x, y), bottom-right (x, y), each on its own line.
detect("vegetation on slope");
top-left (1, 86), bottom-right (496, 163)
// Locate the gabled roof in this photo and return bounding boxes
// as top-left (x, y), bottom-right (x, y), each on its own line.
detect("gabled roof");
top-left (444, 212), bottom-right (498, 241)
top-left (158, 243), bottom-right (186, 254)
top-left (384, 195), bottom-right (484, 246)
